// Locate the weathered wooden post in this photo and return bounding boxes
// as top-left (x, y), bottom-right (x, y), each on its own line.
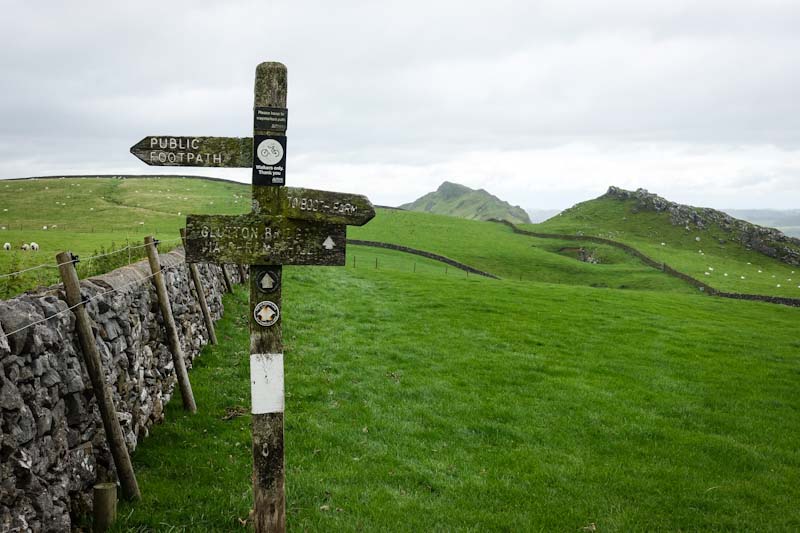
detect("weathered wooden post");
top-left (221, 265), bottom-right (234, 293)
top-left (92, 482), bottom-right (117, 532)
top-left (143, 236), bottom-right (197, 413)
top-left (56, 252), bottom-right (141, 501)
top-left (131, 61), bottom-right (375, 532)
top-left (180, 228), bottom-right (217, 345)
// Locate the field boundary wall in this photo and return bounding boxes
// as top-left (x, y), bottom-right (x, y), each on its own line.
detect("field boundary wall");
top-left (491, 219), bottom-right (800, 308)
top-left (347, 239), bottom-right (499, 279)
top-left (0, 249), bottom-right (242, 531)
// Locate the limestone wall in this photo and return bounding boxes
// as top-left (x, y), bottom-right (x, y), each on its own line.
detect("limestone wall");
top-left (0, 249), bottom-right (241, 531)
top-left (492, 219), bottom-right (800, 308)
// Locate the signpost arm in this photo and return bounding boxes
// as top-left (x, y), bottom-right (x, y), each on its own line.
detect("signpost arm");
top-left (251, 61), bottom-right (287, 533)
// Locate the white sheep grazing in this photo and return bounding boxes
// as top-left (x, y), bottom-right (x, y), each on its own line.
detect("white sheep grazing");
top-left (30, 242), bottom-right (40, 251)
top-left (42, 225), bottom-right (48, 230)
top-left (21, 243), bottom-right (30, 251)
top-left (3, 242), bottom-right (9, 251)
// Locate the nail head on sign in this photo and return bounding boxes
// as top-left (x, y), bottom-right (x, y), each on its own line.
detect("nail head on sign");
top-left (253, 300), bottom-right (280, 327)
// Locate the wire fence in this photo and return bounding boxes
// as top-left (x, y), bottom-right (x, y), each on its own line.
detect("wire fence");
top-left (1, 262), bottom-right (182, 340)
top-left (0, 237), bottom-right (183, 300)
top-left (346, 253), bottom-right (492, 280)
top-left (0, 242), bottom-right (488, 340)
top-left (0, 224), bottom-right (177, 233)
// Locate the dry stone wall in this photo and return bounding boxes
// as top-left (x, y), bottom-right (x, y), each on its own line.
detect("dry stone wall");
top-left (603, 186), bottom-right (800, 266)
top-left (492, 219), bottom-right (800, 308)
top-left (347, 239), bottom-right (499, 279)
top-left (0, 249), bottom-right (241, 531)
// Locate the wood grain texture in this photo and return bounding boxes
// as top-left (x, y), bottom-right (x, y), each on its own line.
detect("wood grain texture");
top-left (180, 228), bottom-right (217, 344)
top-left (250, 265), bottom-right (285, 532)
top-left (144, 236), bottom-right (197, 413)
top-left (221, 264), bottom-right (234, 293)
top-left (56, 252), bottom-right (141, 501)
top-left (251, 187), bottom-right (375, 226)
top-left (93, 482), bottom-right (117, 532)
top-left (185, 214), bottom-right (346, 266)
top-left (130, 136), bottom-right (252, 167)
top-left (251, 60), bottom-right (288, 533)
top-left (254, 63), bottom-right (287, 121)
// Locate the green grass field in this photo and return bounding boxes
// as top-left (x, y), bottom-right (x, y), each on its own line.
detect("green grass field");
top-left (2, 176), bottom-right (798, 530)
top-left (112, 264), bottom-right (800, 531)
top-left (0, 177), bottom-right (248, 297)
top-left (350, 209), bottom-right (697, 294)
top-left (2, 177), bottom-right (703, 298)
top-left (530, 197), bottom-right (800, 298)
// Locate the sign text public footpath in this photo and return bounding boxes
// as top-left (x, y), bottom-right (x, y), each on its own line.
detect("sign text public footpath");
top-left (131, 62), bottom-right (374, 533)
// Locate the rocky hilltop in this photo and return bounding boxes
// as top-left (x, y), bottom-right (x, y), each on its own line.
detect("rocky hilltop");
top-left (604, 186), bottom-right (800, 266)
top-left (400, 182), bottom-right (531, 224)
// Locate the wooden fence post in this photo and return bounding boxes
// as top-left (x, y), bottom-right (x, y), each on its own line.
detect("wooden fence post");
top-left (180, 228), bottom-right (217, 345)
top-left (222, 265), bottom-right (234, 293)
top-left (144, 236), bottom-right (197, 413)
top-left (93, 482), bottom-right (117, 532)
top-left (55, 252), bottom-right (141, 501)
top-left (237, 264), bottom-right (247, 283)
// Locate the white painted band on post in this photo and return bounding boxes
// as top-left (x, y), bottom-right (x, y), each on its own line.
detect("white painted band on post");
top-left (250, 353), bottom-right (285, 414)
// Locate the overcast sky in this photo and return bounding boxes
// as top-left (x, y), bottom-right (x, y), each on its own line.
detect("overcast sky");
top-left (1, 0), bottom-right (799, 210)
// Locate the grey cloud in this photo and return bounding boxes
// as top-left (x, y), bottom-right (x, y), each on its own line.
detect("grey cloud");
top-left (0, 0), bottom-right (799, 208)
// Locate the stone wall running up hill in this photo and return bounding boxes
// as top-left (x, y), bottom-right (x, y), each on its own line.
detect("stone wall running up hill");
top-left (0, 250), bottom-right (239, 531)
top-left (492, 219), bottom-right (800, 308)
top-left (604, 186), bottom-right (800, 266)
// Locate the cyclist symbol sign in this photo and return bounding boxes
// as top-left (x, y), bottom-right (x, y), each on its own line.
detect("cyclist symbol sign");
top-left (253, 134), bottom-right (286, 185)
top-left (257, 138), bottom-right (284, 165)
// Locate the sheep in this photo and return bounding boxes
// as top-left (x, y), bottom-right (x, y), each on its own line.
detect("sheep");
top-left (30, 242), bottom-right (39, 251)
top-left (3, 242), bottom-right (9, 251)
top-left (21, 243), bottom-right (29, 251)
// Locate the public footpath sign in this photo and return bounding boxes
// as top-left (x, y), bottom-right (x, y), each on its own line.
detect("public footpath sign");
top-left (131, 62), bottom-right (375, 532)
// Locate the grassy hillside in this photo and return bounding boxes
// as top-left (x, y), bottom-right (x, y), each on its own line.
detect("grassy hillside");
top-left (400, 181), bottom-right (532, 224)
top-left (529, 196), bottom-right (800, 298)
top-left (1, 177), bottom-right (696, 297)
top-left (1, 176), bottom-right (797, 530)
top-left (0, 176), bottom-right (248, 297)
top-left (1, 177), bottom-right (795, 301)
top-left (351, 208), bottom-right (696, 294)
top-left (113, 264), bottom-right (800, 531)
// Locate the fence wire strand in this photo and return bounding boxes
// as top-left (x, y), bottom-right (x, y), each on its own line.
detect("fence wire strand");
top-left (0, 237), bottom-right (184, 279)
top-left (1, 260), bottom-right (185, 340)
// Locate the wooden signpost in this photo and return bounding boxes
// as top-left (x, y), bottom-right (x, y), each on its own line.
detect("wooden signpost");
top-left (131, 61), bottom-right (374, 532)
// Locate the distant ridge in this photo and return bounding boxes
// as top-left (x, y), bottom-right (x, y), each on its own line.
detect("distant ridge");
top-left (601, 186), bottom-right (800, 266)
top-left (726, 209), bottom-right (800, 238)
top-left (2, 174), bottom-right (248, 185)
top-left (400, 181), bottom-right (531, 224)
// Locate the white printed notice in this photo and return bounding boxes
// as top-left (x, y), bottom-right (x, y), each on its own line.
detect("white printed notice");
top-left (250, 353), bottom-right (284, 414)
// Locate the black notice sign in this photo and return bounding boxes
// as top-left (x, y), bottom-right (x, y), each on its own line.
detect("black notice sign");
top-left (253, 135), bottom-right (287, 186)
top-left (254, 107), bottom-right (288, 132)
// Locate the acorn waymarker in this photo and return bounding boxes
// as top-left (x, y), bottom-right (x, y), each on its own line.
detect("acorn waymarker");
top-left (131, 62), bottom-right (375, 533)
